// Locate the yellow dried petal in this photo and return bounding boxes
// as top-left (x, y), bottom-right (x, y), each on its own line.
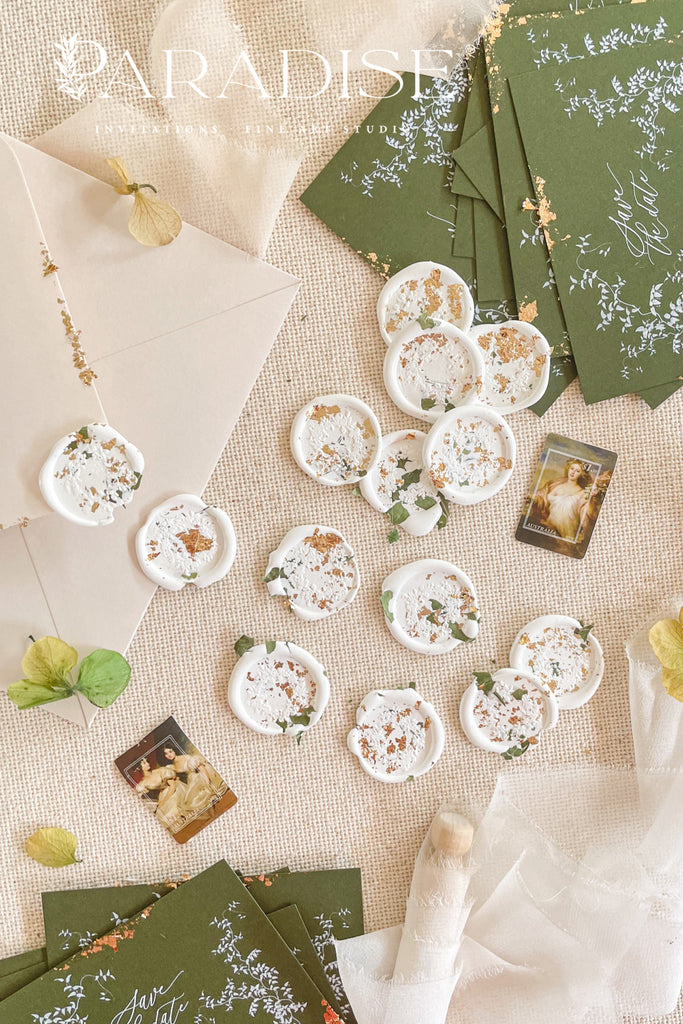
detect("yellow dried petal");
top-left (105, 155), bottom-right (132, 190)
top-left (26, 827), bottom-right (81, 868)
top-left (129, 191), bottom-right (182, 247)
top-left (649, 616), bottom-right (683, 703)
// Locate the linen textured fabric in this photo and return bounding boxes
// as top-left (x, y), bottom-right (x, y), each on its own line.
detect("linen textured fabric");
top-left (0, 3), bottom-right (681, 1023)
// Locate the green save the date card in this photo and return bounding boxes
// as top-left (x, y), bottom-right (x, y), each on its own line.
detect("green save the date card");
top-left (4, 862), bottom-right (342, 1022)
top-left (509, 37), bottom-right (683, 403)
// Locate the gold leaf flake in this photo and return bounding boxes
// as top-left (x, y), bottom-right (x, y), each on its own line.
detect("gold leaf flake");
top-left (518, 299), bottom-right (538, 323)
top-left (176, 528), bottom-right (214, 556)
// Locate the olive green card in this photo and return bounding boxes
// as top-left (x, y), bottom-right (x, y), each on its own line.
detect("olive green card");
top-left (0, 948), bottom-right (48, 1000)
top-left (5, 862), bottom-right (342, 1022)
top-left (301, 67), bottom-right (473, 278)
top-left (245, 868), bottom-right (363, 1024)
top-left (484, 0), bottom-right (681, 380)
top-left (509, 36), bottom-right (683, 403)
top-left (268, 905), bottom-right (343, 1017)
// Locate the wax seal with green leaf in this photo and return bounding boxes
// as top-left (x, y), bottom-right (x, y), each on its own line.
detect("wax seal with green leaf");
top-left (649, 607), bottom-right (683, 703)
top-left (7, 636), bottom-right (131, 710)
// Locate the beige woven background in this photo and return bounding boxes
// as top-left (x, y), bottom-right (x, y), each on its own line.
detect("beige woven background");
top-left (0, 2), bottom-right (681, 1021)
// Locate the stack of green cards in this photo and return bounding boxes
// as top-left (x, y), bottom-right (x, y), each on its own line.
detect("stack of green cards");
top-left (301, 0), bottom-right (682, 411)
top-left (0, 863), bottom-right (363, 1023)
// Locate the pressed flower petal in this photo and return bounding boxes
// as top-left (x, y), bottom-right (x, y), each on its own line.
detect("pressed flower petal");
top-left (26, 827), bottom-right (81, 868)
top-left (129, 191), bottom-right (182, 246)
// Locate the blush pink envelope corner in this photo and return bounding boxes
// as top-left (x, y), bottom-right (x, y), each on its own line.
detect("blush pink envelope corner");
top-left (0, 131), bottom-right (299, 728)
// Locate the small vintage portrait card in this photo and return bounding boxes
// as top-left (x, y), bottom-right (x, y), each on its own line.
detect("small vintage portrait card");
top-left (516, 433), bottom-right (617, 559)
top-left (115, 716), bottom-right (237, 844)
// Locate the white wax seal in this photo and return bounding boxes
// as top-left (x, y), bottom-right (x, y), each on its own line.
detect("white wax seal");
top-left (39, 422), bottom-right (144, 526)
top-left (290, 394), bottom-right (381, 486)
top-left (423, 405), bottom-right (516, 505)
top-left (377, 261), bottom-right (475, 345)
top-left (135, 494), bottom-right (236, 591)
top-left (383, 320), bottom-right (483, 423)
top-left (360, 429), bottom-right (443, 537)
top-left (265, 525), bottom-right (360, 621)
top-left (381, 559), bottom-right (480, 655)
top-left (468, 320), bottom-right (551, 413)
top-left (509, 615), bottom-right (604, 710)
top-left (228, 641), bottom-right (329, 737)
top-left (348, 686), bottom-right (445, 783)
top-left (459, 667), bottom-right (558, 754)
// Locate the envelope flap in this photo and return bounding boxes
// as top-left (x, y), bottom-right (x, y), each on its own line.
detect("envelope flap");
top-left (3, 133), bottom-right (298, 364)
top-left (0, 135), bottom-right (104, 527)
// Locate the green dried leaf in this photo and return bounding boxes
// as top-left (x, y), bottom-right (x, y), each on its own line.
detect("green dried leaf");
top-left (502, 739), bottom-right (531, 761)
top-left (512, 688), bottom-right (527, 700)
top-left (387, 502), bottom-right (410, 525)
top-left (437, 495), bottom-right (450, 530)
top-left (430, 600), bottom-right (443, 610)
top-left (407, 681), bottom-right (417, 689)
top-left (575, 622), bottom-right (594, 643)
top-left (263, 566), bottom-right (283, 583)
top-left (400, 468), bottom-right (421, 489)
top-left (181, 571), bottom-right (198, 581)
top-left (415, 495), bottom-right (437, 509)
top-left (380, 591), bottom-right (394, 622)
top-left (420, 397), bottom-right (437, 410)
top-left (352, 485), bottom-right (362, 498)
top-left (76, 649), bottom-right (131, 708)
top-left (416, 312), bottom-right (437, 330)
top-left (387, 528), bottom-right (400, 543)
top-left (21, 636), bottom-right (77, 688)
top-left (25, 827), bottom-right (81, 868)
top-left (7, 679), bottom-right (73, 709)
top-left (474, 671), bottom-right (495, 695)
top-left (449, 622), bottom-right (474, 643)
top-left (265, 640), bottom-right (276, 654)
top-left (234, 635), bottom-right (255, 657)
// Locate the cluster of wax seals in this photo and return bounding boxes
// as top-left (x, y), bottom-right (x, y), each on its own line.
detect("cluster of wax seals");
top-left (288, 262), bottom-right (551, 548)
top-left (38, 424), bottom-right (239, 593)
top-left (459, 615), bottom-right (604, 758)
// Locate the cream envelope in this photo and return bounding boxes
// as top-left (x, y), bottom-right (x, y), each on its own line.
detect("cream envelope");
top-left (0, 131), bottom-right (298, 728)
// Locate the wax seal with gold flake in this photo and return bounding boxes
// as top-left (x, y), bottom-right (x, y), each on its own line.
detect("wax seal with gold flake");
top-left (377, 261), bottom-right (475, 345)
top-left (423, 404), bottom-right (516, 505)
top-left (380, 559), bottom-right (480, 655)
top-left (459, 668), bottom-right (558, 756)
top-left (265, 524), bottom-right (360, 621)
top-left (347, 686), bottom-right (445, 783)
top-left (510, 615), bottom-right (604, 710)
top-left (39, 422), bottom-right (144, 526)
top-left (468, 320), bottom-right (551, 413)
top-left (290, 394), bottom-right (381, 486)
top-left (228, 638), bottom-right (330, 739)
top-left (383, 319), bottom-right (484, 423)
top-left (135, 493), bottom-right (237, 591)
top-left (360, 429), bottom-right (443, 537)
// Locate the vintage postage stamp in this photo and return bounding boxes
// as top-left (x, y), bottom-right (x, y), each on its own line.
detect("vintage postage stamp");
top-left (115, 716), bottom-right (237, 843)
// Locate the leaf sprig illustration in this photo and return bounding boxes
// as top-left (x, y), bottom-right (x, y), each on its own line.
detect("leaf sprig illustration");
top-left (7, 636), bottom-right (131, 710)
top-left (106, 157), bottom-right (182, 247)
